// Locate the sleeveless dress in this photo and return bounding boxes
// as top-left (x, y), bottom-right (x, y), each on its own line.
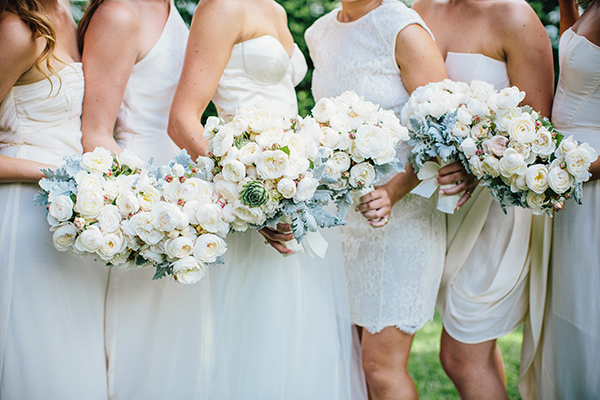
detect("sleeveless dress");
top-left (440, 52), bottom-right (533, 343)
top-left (104, 6), bottom-right (212, 399)
top-left (306, 0), bottom-right (445, 334)
top-left (532, 28), bottom-right (600, 400)
top-left (206, 35), bottom-right (366, 399)
top-left (0, 64), bottom-right (109, 399)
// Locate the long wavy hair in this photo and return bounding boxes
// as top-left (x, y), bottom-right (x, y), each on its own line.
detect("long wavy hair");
top-left (1, 0), bottom-right (59, 81)
top-left (76, 0), bottom-right (105, 52)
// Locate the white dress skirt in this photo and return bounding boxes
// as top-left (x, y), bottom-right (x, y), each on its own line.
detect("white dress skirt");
top-left (0, 64), bottom-right (109, 399)
top-left (206, 35), bottom-right (366, 399)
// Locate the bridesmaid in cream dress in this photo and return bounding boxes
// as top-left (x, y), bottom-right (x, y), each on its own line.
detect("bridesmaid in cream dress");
top-left (78, 1), bottom-right (211, 398)
top-left (413, 1), bottom-right (554, 399)
top-left (0, 0), bottom-right (108, 398)
top-left (532, 1), bottom-right (600, 399)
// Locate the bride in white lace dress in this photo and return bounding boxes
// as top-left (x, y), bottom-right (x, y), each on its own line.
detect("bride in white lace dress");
top-left (168, 0), bottom-right (365, 398)
top-left (306, 1), bottom-right (455, 398)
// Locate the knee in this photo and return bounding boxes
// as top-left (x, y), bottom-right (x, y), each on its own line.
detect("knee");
top-left (439, 341), bottom-right (467, 380)
top-left (362, 348), bottom-right (401, 390)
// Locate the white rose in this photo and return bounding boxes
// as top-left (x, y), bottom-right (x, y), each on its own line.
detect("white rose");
top-left (256, 150), bottom-right (289, 180)
top-left (130, 212), bottom-right (164, 245)
top-left (323, 160), bottom-right (342, 181)
top-left (293, 175), bottom-right (319, 202)
top-left (487, 135), bottom-right (510, 157)
top-left (221, 159), bottom-right (247, 182)
top-left (233, 200), bottom-right (266, 225)
top-left (312, 97), bottom-right (337, 123)
top-left (116, 190), bottom-right (140, 216)
top-left (48, 195), bottom-right (74, 225)
top-left (172, 256), bottom-right (206, 284)
top-left (508, 114), bottom-right (536, 143)
top-left (119, 149), bottom-right (144, 170)
top-left (98, 205), bottom-right (122, 233)
top-left (555, 135), bottom-right (579, 159)
top-left (193, 233), bottom-right (227, 263)
top-left (495, 86), bottom-right (525, 110)
top-left (452, 123), bottom-right (471, 139)
top-left (80, 147), bottom-right (113, 174)
top-left (466, 98), bottom-right (489, 118)
top-left (525, 164), bottom-right (550, 194)
top-left (152, 201), bottom-right (188, 232)
top-left (460, 137), bottom-right (478, 158)
top-left (329, 113), bottom-right (354, 134)
top-left (548, 167), bottom-right (574, 194)
top-left (495, 108), bottom-right (520, 133)
top-left (136, 183), bottom-right (160, 211)
top-left (97, 232), bottom-right (125, 261)
top-left (165, 236), bottom-right (195, 259)
top-left (183, 199), bottom-right (201, 225)
top-left (354, 125), bottom-right (390, 160)
top-left (470, 122), bottom-right (491, 140)
top-left (277, 177), bottom-right (297, 199)
top-left (526, 191), bottom-right (546, 215)
top-left (351, 99), bottom-right (378, 119)
top-left (320, 127), bottom-right (341, 149)
top-left (283, 156), bottom-right (310, 180)
top-left (228, 115), bottom-right (249, 137)
top-left (51, 222), bottom-right (78, 251)
top-left (468, 156), bottom-right (485, 178)
top-left (238, 142), bottom-right (261, 165)
top-left (75, 171), bottom-right (105, 191)
top-left (74, 188), bottom-right (105, 219)
top-left (531, 127), bottom-right (556, 157)
top-left (139, 244), bottom-right (164, 264)
top-left (174, 178), bottom-right (206, 203)
top-left (456, 108), bottom-right (473, 126)
top-left (203, 116), bottom-right (221, 140)
top-left (211, 127), bottom-right (234, 157)
top-left (499, 148), bottom-right (527, 178)
top-left (114, 174), bottom-right (137, 196)
top-left (247, 108), bottom-right (274, 133)
top-left (255, 127), bottom-right (286, 149)
top-left (374, 147), bottom-right (396, 165)
top-left (509, 141), bottom-right (535, 164)
top-left (565, 143), bottom-right (597, 181)
top-left (196, 203), bottom-right (228, 234)
top-left (74, 225), bottom-right (104, 253)
top-left (215, 180), bottom-right (239, 203)
top-left (482, 155), bottom-right (500, 177)
top-left (330, 151), bottom-right (351, 172)
top-left (221, 203), bottom-right (236, 223)
top-left (349, 162), bottom-right (376, 189)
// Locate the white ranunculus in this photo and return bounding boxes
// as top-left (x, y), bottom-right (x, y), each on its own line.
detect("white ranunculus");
top-left (221, 159), bottom-right (247, 183)
top-left (525, 164), bottom-right (550, 194)
top-left (349, 162), bottom-right (376, 189)
top-left (165, 236), bottom-right (195, 259)
top-left (531, 127), bottom-right (556, 157)
top-left (203, 116), bottom-right (221, 140)
top-left (152, 201), bottom-right (188, 232)
top-left (74, 188), bottom-right (105, 219)
top-left (508, 114), bottom-right (536, 143)
top-left (548, 166), bottom-right (574, 194)
top-left (233, 199), bottom-right (266, 225)
top-left (293, 175), bottom-right (319, 202)
top-left (211, 127), bottom-right (235, 157)
top-left (80, 147), bottom-right (113, 173)
top-left (98, 205), bottom-right (122, 233)
top-left (193, 233), bottom-right (227, 263)
top-left (196, 203), bottom-right (227, 234)
top-left (97, 232), bottom-right (125, 261)
top-left (48, 195), bottom-right (74, 225)
top-left (116, 190), bottom-right (140, 216)
top-left (499, 148), bottom-right (527, 178)
top-left (526, 191), bottom-right (546, 215)
top-left (51, 222), bottom-right (78, 251)
top-left (565, 143), bottom-right (597, 182)
top-left (215, 179), bottom-right (239, 203)
top-left (277, 177), bottom-right (297, 199)
top-left (119, 149), bottom-right (144, 170)
top-left (482, 155), bottom-right (500, 177)
top-left (74, 225), bottom-right (104, 253)
top-left (172, 256), bottom-right (206, 284)
top-left (256, 150), bottom-right (289, 180)
top-left (313, 97), bottom-right (337, 123)
top-left (460, 137), bottom-right (478, 158)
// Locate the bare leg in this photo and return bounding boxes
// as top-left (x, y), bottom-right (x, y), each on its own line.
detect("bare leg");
top-left (439, 328), bottom-right (508, 400)
top-left (361, 326), bottom-right (418, 400)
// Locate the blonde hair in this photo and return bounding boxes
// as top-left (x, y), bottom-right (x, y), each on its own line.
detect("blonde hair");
top-left (1, 0), bottom-right (60, 82)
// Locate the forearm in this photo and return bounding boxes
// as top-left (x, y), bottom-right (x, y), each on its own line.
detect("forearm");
top-left (81, 131), bottom-right (123, 154)
top-left (167, 114), bottom-right (207, 160)
top-left (380, 164), bottom-right (420, 206)
top-left (0, 154), bottom-right (55, 183)
top-left (588, 158), bottom-right (600, 182)
top-left (559, 0), bottom-right (580, 35)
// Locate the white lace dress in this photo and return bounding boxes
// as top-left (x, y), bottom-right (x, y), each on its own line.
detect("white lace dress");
top-left (306, 0), bottom-right (445, 334)
top-left (0, 64), bottom-right (109, 399)
top-left (206, 35), bottom-right (366, 399)
top-left (103, 5), bottom-right (213, 399)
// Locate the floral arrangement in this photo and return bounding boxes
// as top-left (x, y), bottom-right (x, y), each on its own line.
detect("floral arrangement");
top-left (401, 79), bottom-right (597, 215)
top-left (35, 147), bottom-right (227, 284)
top-left (200, 105), bottom-right (344, 245)
top-left (306, 91), bottom-right (409, 218)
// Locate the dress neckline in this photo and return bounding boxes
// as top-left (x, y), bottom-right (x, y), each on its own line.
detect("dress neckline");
top-left (134, 1), bottom-right (174, 68)
top-left (13, 62), bottom-right (83, 91)
top-left (234, 35), bottom-right (295, 59)
top-left (565, 27), bottom-right (600, 51)
top-left (446, 51), bottom-right (506, 65)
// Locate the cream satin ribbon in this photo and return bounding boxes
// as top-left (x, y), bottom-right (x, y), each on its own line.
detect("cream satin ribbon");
top-left (411, 160), bottom-right (462, 214)
top-left (280, 214), bottom-right (329, 259)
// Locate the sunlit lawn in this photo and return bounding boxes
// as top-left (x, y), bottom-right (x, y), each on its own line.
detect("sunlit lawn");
top-left (409, 310), bottom-right (523, 399)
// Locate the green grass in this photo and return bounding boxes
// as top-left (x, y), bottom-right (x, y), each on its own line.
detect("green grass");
top-left (408, 311), bottom-right (523, 399)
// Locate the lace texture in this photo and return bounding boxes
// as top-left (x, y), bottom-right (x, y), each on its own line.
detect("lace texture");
top-left (307, 1), bottom-right (445, 333)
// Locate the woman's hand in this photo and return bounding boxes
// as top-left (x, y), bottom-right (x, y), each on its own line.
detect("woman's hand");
top-left (259, 223), bottom-right (295, 255)
top-left (436, 161), bottom-right (479, 209)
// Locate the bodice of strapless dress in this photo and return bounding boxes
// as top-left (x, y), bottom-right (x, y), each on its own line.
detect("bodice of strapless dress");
top-left (212, 35), bottom-right (307, 120)
top-left (445, 52), bottom-right (510, 90)
top-left (552, 28), bottom-right (600, 151)
top-left (114, 1), bottom-right (188, 158)
top-left (0, 63), bottom-right (84, 167)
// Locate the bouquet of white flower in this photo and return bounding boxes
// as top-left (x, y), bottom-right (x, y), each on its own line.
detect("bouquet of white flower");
top-left (201, 105), bottom-right (344, 249)
top-left (36, 147), bottom-right (227, 284)
top-left (306, 91), bottom-right (409, 218)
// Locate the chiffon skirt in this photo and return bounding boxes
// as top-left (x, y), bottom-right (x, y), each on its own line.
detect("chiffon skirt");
top-left (206, 228), bottom-right (366, 399)
top-left (0, 183), bottom-right (108, 400)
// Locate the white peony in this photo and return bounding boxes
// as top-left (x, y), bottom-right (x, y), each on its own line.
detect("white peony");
top-left (51, 222), bottom-right (78, 251)
top-left (508, 114), bottom-right (536, 143)
top-left (98, 205), bottom-right (122, 233)
top-left (165, 236), bottom-right (195, 259)
top-left (531, 127), bottom-right (556, 157)
top-left (525, 164), bottom-right (550, 194)
top-left (499, 148), bottom-right (527, 178)
top-left (277, 177), bottom-right (297, 199)
top-left (193, 233), bottom-right (227, 263)
top-left (151, 201), bottom-right (188, 232)
top-left (215, 180), bottom-right (239, 203)
top-left (313, 97), bottom-right (337, 123)
top-left (119, 149), bottom-right (144, 170)
top-left (48, 195), bottom-right (74, 225)
top-left (136, 183), bottom-right (161, 211)
top-left (172, 256), bottom-right (206, 284)
top-left (233, 200), bottom-right (266, 225)
top-left (74, 225), bottom-right (104, 253)
top-left (211, 127), bottom-right (235, 157)
top-left (293, 175), bottom-right (319, 202)
top-left (203, 116), bottom-right (221, 140)
top-left (320, 127), bottom-right (341, 149)
top-left (495, 86), bottom-right (525, 110)
top-left (221, 159), bottom-right (247, 183)
top-left (80, 147), bottom-right (113, 174)
top-left (129, 212), bottom-right (164, 245)
top-left (548, 167), bottom-right (574, 194)
top-left (74, 188), bottom-right (105, 219)
top-left (565, 143), bottom-right (597, 181)
top-left (116, 190), bottom-right (141, 216)
top-left (196, 203), bottom-right (228, 234)
top-left (349, 162), bottom-right (376, 189)
top-left (256, 150), bottom-right (289, 180)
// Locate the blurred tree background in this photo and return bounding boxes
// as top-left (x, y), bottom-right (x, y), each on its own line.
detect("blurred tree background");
top-left (71, 0), bottom-right (562, 117)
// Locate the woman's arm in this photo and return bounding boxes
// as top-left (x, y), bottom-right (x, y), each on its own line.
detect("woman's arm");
top-left (167, 0), bottom-right (243, 160)
top-left (0, 13), bottom-right (56, 182)
top-left (80, 1), bottom-right (142, 154)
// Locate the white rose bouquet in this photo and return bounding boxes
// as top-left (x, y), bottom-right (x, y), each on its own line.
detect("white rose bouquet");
top-left (201, 106), bottom-right (344, 245)
top-left (466, 108), bottom-right (597, 215)
top-left (36, 147), bottom-right (228, 284)
top-left (306, 91), bottom-right (409, 218)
